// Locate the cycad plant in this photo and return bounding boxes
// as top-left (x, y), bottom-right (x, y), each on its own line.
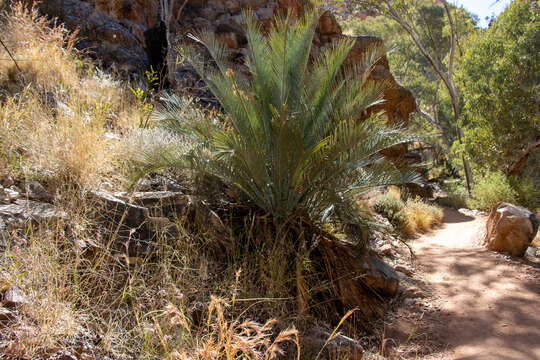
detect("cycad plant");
top-left (137, 10), bottom-right (418, 229)
top-left (135, 8), bottom-right (420, 320)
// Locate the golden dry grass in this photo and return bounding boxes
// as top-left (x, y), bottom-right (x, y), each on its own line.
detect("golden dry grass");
top-left (0, 5), bottom-right (398, 359)
top-left (377, 186), bottom-right (444, 237)
top-left (0, 208), bottom-right (300, 358)
top-left (0, 6), bottom-right (304, 358)
top-left (533, 214), bottom-right (540, 247)
top-left (0, 4), bottom-right (139, 188)
top-left (403, 197), bottom-right (444, 235)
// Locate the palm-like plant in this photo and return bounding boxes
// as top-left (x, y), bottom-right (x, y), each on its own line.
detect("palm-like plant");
top-left (136, 10), bottom-right (419, 233)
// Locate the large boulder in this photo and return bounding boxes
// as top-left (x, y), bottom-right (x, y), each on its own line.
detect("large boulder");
top-left (87, 190), bottom-right (191, 255)
top-left (484, 202), bottom-right (539, 257)
top-left (361, 256), bottom-right (400, 297)
top-left (39, 0), bottom-right (150, 73)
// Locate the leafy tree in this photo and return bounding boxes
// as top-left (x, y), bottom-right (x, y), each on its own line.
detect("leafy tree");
top-left (355, 0), bottom-right (476, 191)
top-left (458, 0), bottom-right (539, 177)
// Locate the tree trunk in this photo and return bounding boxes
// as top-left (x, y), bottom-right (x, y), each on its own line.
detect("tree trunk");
top-left (383, 0), bottom-right (474, 193)
top-left (506, 139), bottom-right (540, 176)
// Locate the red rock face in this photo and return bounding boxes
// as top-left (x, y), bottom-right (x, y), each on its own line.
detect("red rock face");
top-left (38, 0), bottom-right (415, 126)
top-left (173, 1), bottom-right (415, 126)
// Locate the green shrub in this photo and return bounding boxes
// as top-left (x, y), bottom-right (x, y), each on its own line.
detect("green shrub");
top-left (436, 194), bottom-right (468, 209)
top-left (509, 176), bottom-right (540, 211)
top-left (374, 193), bottom-right (444, 235)
top-left (469, 171), bottom-right (517, 210)
top-left (374, 193), bottom-right (408, 231)
top-left (135, 11), bottom-right (420, 233)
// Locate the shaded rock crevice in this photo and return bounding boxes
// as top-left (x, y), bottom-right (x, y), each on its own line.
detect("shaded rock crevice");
top-left (143, 20), bottom-right (169, 87)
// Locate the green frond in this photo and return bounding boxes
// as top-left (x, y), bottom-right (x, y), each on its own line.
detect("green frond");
top-left (136, 7), bottom-right (420, 228)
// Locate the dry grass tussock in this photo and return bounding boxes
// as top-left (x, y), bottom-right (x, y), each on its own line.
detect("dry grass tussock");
top-left (374, 186), bottom-right (443, 237)
top-left (0, 6), bottom-right (303, 359)
top-left (402, 197), bottom-right (444, 236)
top-left (0, 4), bottom-right (139, 188)
top-left (0, 205), bottom-right (300, 359)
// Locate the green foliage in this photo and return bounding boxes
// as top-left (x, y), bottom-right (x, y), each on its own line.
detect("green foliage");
top-left (130, 86), bottom-right (154, 128)
top-left (468, 171), bottom-right (517, 211)
top-left (509, 174), bottom-right (540, 211)
top-left (373, 193), bottom-right (408, 230)
top-left (135, 10), bottom-right (420, 230)
top-left (458, 0), bottom-right (540, 173)
top-left (435, 194), bottom-right (467, 209)
top-left (344, 0), bottom-right (478, 175)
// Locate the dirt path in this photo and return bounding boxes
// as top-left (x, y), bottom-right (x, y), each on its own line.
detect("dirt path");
top-left (385, 208), bottom-right (540, 359)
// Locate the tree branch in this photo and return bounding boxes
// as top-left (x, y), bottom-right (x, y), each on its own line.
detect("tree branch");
top-left (442, 0), bottom-right (456, 80)
top-left (0, 37), bottom-right (21, 73)
top-left (415, 108), bottom-right (451, 148)
top-left (506, 138), bottom-right (540, 176)
top-left (382, 0), bottom-right (455, 102)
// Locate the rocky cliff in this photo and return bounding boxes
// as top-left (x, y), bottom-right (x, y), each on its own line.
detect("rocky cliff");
top-left (37, 0), bottom-right (415, 125)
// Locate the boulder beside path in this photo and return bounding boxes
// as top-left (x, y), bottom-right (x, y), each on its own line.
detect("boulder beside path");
top-left (484, 202), bottom-right (539, 257)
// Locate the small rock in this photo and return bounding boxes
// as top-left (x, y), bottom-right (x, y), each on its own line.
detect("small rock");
top-left (394, 264), bottom-right (414, 276)
top-left (2, 177), bottom-right (14, 188)
top-left (3, 187), bottom-right (21, 202)
top-left (255, 7), bottom-right (274, 20)
top-left (3, 285), bottom-right (28, 309)
top-left (135, 175), bottom-right (183, 192)
top-left (114, 191), bottom-right (187, 209)
top-left (361, 256), bottom-right (400, 297)
top-left (103, 132), bottom-right (121, 140)
top-left (459, 208), bottom-right (484, 217)
top-left (0, 199), bottom-right (66, 224)
top-left (25, 181), bottom-right (53, 201)
top-left (378, 243), bottom-right (393, 256)
top-left (305, 326), bottom-right (364, 359)
top-left (403, 298), bottom-right (416, 307)
top-left (0, 306), bottom-right (14, 322)
top-left (405, 286), bottom-right (426, 299)
top-left (525, 246), bottom-right (540, 259)
top-left (89, 191), bottom-right (148, 229)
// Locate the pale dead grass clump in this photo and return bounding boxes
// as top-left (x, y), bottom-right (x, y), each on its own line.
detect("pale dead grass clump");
top-left (374, 186), bottom-right (444, 237)
top-left (403, 197), bottom-right (444, 236)
top-left (0, 228), bottom-right (82, 357)
top-left (533, 214), bottom-right (540, 247)
top-left (0, 196), bottom-right (301, 358)
top-left (161, 297), bottom-right (299, 360)
top-left (0, 4), bottom-right (138, 188)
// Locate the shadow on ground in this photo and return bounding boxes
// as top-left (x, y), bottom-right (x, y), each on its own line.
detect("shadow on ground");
top-left (441, 207), bottom-right (475, 224)
top-left (382, 209), bottom-right (540, 359)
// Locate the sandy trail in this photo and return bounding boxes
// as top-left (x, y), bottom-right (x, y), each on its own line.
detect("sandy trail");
top-left (386, 208), bottom-right (540, 360)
